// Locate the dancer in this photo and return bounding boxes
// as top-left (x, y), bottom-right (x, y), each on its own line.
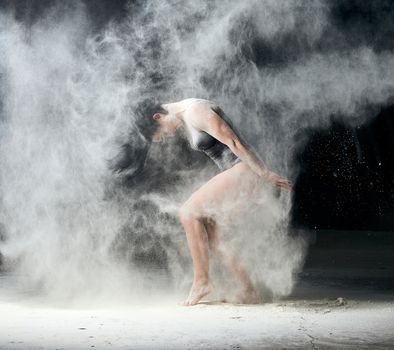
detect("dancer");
top-left (113, 98), bottom-right (292, 306)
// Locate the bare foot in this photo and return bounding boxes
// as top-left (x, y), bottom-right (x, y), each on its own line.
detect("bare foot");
top-left (182, 282), bottom-right (212, 306)
top-left (235, 288), bottom-right (260, 304)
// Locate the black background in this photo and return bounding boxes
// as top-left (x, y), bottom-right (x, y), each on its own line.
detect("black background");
top-left (1, 0), bottom-right (393, 232)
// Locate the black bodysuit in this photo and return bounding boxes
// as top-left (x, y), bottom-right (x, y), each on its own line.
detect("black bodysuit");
top-left (183, 99), bottom-right (242, 171)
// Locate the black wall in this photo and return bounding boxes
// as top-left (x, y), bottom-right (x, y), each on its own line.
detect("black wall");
top-left (292, 105), bottom-right (394, 231)
top-left (2, 0), bottom-right (393, 231)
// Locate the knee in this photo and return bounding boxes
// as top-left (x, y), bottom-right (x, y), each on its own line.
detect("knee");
top-left (209, 240), bottom-right (224, 257)
top-left (178, 200), bottom-right (207, 225)
top-left (208, 238), bottom-right (218, 253)
top-left (178, 203), bottom-right (198, 224)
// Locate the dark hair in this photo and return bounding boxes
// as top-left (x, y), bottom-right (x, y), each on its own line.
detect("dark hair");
top-left (108, 98), bottom-right (168, 177)
top-left (134, 98), bottom-right (168, 142)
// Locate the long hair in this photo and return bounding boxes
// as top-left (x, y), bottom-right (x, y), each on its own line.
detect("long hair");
top-left (109, 98), bottom-right (168, 177)
top-left (133, 98), bottom-right (168, 143)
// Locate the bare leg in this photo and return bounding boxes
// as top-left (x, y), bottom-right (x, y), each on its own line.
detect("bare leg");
top-left (179, 212), bottom-right (212, 306)
top-left (178, 162), bottom-right (261, 306)
top-left (205, 219), bottom-right (260, 304)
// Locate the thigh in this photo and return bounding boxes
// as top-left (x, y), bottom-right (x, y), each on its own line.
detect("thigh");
top-left (181, 162), bottom-right (261, 220)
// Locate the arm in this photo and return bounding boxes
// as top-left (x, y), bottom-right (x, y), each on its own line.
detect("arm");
top-left (186, 105), bottom-right (292, 190)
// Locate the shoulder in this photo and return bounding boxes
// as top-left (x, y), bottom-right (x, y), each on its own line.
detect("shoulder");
top-left (184, 103), bottom-right (228, 134)
top-left (182, 98), bottom-right (217, 115)
top-left (181, 97), bottom-right (212, 103)
top-left (182, 99), bottom-right (218, 127)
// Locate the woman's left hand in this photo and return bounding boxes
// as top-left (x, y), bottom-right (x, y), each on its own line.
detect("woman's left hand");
top-left (264, 171), bottom-right (293, 191)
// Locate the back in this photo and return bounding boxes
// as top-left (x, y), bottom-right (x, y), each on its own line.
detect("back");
top-left (182, 101), bottom-right (242, 171)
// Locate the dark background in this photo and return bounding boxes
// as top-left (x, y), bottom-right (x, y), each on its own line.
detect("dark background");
top-left (1, 0), bottom-right (394, 232)
top-left (292, 104), bottom-right (394, 231)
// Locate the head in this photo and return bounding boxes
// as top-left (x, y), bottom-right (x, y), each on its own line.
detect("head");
top-left (134, 98), bottom-right (177, 143)
top-left (108, 98), bottom-right (175, 177)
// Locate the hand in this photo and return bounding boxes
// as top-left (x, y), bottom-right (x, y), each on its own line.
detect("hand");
top-left (264, 171), bottom-right (293, 191)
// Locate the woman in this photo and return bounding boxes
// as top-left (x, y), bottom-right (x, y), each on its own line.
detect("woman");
top-left (114, 97), bottom-right (292, 306)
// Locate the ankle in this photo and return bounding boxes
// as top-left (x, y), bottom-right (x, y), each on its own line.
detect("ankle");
top-left (242, 284), bottom-right (256, 294)
top-left (193, 276), bottom-right (209, 286)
